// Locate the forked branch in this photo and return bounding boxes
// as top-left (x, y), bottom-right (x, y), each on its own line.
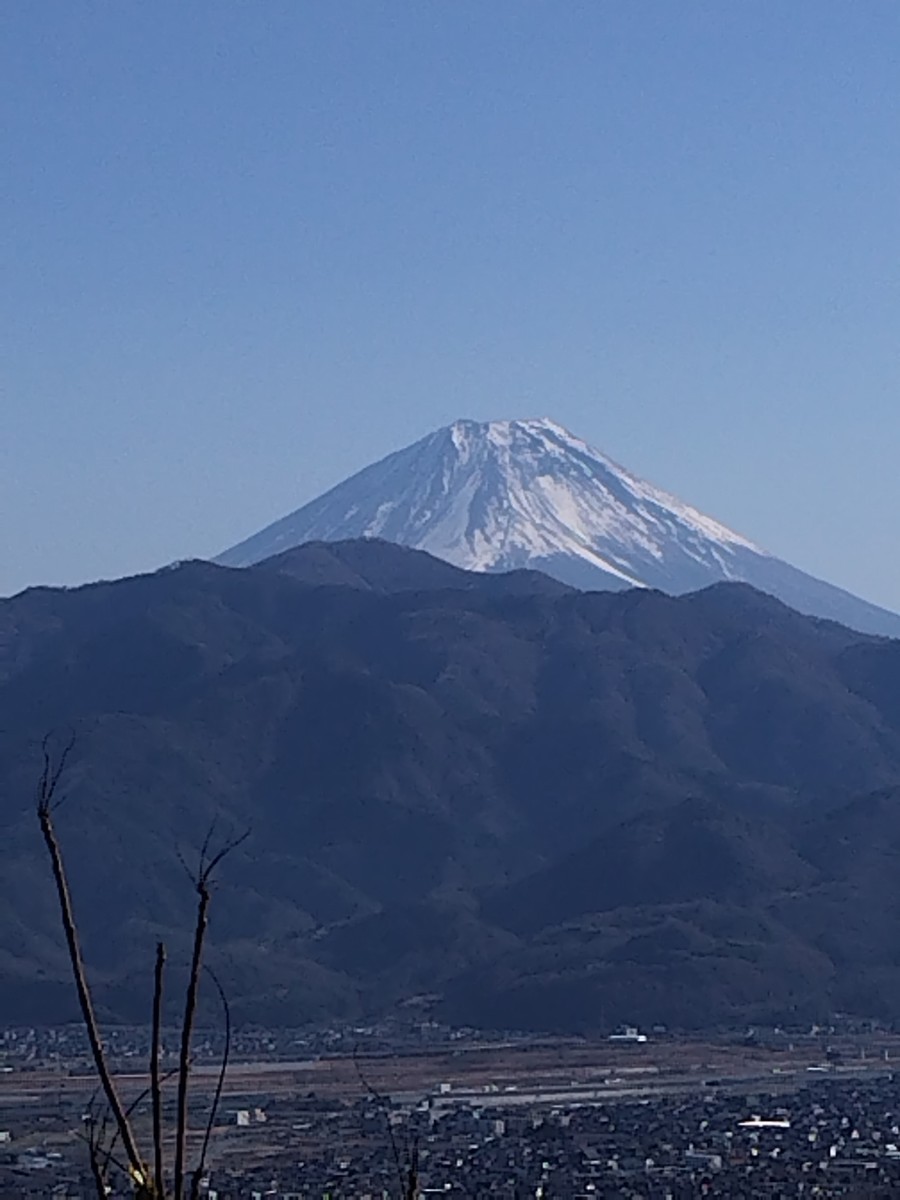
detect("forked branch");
top-left (173, 829), bottom-right (248, 1199)
top-left (36, 735), bottom-right (148, 1187)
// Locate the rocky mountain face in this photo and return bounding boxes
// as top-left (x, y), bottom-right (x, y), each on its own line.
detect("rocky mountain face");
top-left (218, 418), bottom-right (900, 638)
top-left (4, 540), bottom-right (900, 1032)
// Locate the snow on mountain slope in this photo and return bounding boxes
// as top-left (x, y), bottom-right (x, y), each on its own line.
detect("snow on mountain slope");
top-left (217, 418), bottom-right (900, 638)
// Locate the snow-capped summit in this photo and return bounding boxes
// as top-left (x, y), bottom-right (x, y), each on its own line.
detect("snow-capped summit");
top-left (217, 417), bottom-right (900, 637)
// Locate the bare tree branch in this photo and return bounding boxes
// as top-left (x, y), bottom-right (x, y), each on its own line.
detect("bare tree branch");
top-left (36, 740), bottom-right (245, 1199)
top-left (151, 941), bottom-right (166, 1197)
top-left (36, 731), bottom-right (76, 813)
top-left (172, 885), bottom-right (208, 1199)
top-left (98, 1063), bottom-right (181, 1196)
top-left (173, 829), bottom-right (248, 1199)
top-left (354, 1047), bottom-right (407, 1199)
top-left (80, 1105), bottom-right (109, 1200)
top-left (189, 966), bottom-right (231, 1200)
top-left (36, 736), bottom-right (147, 1186)
top-left (405, 1137), bottom-right (420, 1200)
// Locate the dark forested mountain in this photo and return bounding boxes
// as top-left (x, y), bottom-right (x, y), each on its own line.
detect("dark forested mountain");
top-left (3, 539), bottom-right (900, 1031)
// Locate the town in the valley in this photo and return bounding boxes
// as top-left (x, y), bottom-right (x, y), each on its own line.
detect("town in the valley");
top-left (4, 1020), bottom-right (900, 1197)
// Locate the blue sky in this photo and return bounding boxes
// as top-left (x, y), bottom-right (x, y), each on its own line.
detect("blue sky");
top-left (3, 2), bottom-right (899, 608)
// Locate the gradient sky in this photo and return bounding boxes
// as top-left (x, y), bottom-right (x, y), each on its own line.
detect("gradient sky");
top-left (3, 2), bottom-right (899, 608)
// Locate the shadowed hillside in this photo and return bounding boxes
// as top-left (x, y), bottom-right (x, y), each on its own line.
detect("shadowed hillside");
top-left (2, 540), bottom-right (900, 1031)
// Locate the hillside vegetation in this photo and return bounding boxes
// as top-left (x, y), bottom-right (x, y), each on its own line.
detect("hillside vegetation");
top-left (3, 540), bottom-right (900, 1031)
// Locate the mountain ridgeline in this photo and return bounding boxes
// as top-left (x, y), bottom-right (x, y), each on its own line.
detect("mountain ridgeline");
top-left (218, 418), bottom-right (900, 638)
top-left (3, 539), bottom-right (900, 1031)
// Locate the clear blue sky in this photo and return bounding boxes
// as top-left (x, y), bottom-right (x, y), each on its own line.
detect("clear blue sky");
top-left (3, 2), bottom-right (899, 608)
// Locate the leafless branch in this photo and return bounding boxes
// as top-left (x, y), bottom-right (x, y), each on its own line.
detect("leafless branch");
top-left (151, 941), bottom-right (166, 1196)
top-left (172, 888), bottom-right (208, 1199)
top-left (36, 736), bottom-right (147, 1185)
top-left (354, 1047), bottom-right (407, 1199)
top-left (173, 828), bottom-right (248, 1199)
top-left (36, 730), bottom-right (76, 813)
top-left (99, 1063), bottom-right (181, 1192)
top-left (189, 966), bottom-right (232, 1200)
top-left (203, 828), bottom-right (249, 878)
top-left (80, 1105), bottom-right (109, 1200)
top-left (36, 739), bottom-right (245, 1199)
top-left (405, 1138), bottom-right (420, 1200)
top-left (80, 1103), bottom-right (149, 1196)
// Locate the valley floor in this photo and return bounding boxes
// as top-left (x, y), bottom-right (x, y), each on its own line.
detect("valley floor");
top-left (4, 1029), bottom-right (900, 1196)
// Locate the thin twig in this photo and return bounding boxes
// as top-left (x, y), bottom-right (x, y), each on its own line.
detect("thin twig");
top-left (82, 1108), bottom-right (109, 1200)
top-left (39, 730), bottom-right (76, 812)
top-left (190, 966), bottom-right (232, 1200)
top-left (151, 941), bottom-right (166, 1196)
top-left (83, 1106), bottom-right (151, 1195)
top-left (354, 1047), bottom-right (406, 1199)
top-left (100, 1064), bottom-right (182, 1181)
top-left (197, 821), bottom-right (216, 877)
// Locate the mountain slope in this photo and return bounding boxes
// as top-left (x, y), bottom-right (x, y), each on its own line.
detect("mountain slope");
top-left (253, 538), bottom-right (573, 597)
top-left (5, 543), bottom-right (900, 1029)
top-left (218, 418), bottom-right (900, 638)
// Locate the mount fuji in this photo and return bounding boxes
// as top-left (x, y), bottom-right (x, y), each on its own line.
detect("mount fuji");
top-left (217, 417), bottom-right (900, 638)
